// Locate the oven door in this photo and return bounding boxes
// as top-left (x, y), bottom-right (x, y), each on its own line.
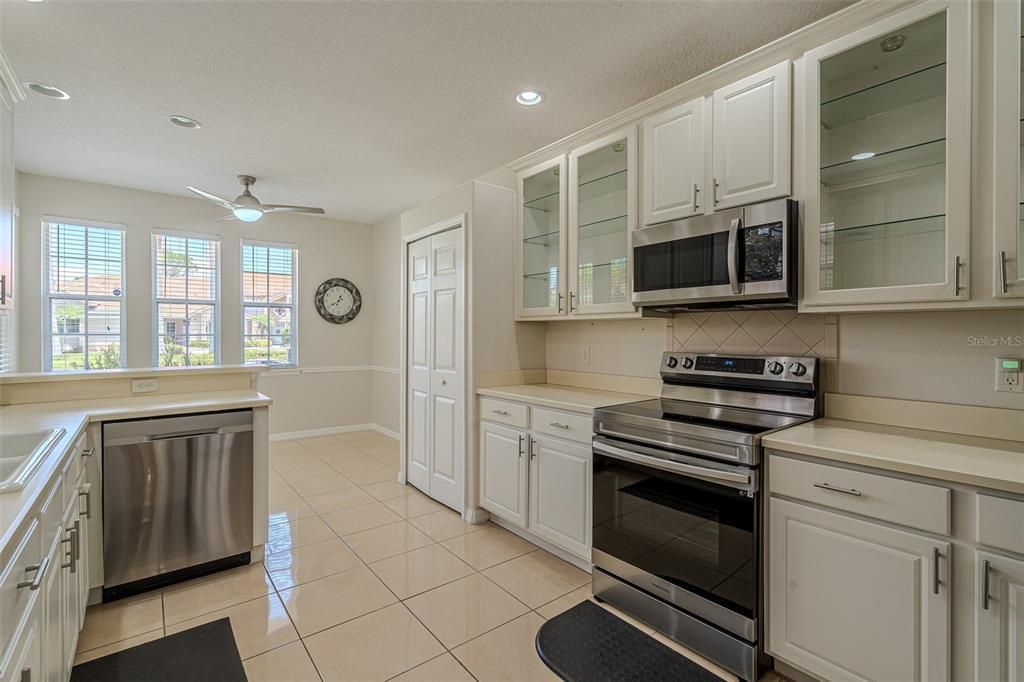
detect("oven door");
top-left (632, 209), bottom-right (742, 307)
top-left (591, 436), bottom-right (760, 641)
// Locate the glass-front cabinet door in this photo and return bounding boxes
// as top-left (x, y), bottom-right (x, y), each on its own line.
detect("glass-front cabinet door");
top-left (802, 2), bottom-right (970, 306)
top-left (568, 128), bottom-right (637, 315)
top-left (994, 0), bottom-right (1024, 297)
top-left (517, 156), bottom-right (566, 317)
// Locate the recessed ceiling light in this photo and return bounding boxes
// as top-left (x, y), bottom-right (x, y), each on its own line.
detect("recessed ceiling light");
top-left (515, 90), bottom-right (544, 106)
top-left (24, 82), bottom-right (70, 100)
top-left (851, 151), bottom-right (876, 161)
top-left (168, 115), bottom-right (202, 129)
top-left (27, 0), bottom-right (45, 3)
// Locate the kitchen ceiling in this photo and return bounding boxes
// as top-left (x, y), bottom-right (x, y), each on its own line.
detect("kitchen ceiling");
top-left (2, 0), bottom-right (851, 224)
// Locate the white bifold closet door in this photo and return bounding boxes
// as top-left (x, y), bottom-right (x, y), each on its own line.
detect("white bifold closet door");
top-left (406, 227), bottom-right (464, 512)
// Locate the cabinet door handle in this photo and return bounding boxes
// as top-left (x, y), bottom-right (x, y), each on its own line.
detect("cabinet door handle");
top-left (517, 434), bottom-right (524, 458)
top-left (20, 667), bottom-right (30, 682)
top-left (569, 291), bottom-right (576, 312)
top-left (712, 178), bottom-right (720, 206)
top-left (982, 559), bottom-right (991, 610)
top-left (557, 293), bottom-right (564, 313)
top-left (954, 255), bottom-right (964, 296)
top-left (693, 183), bottom-right (700, 210)
top-left (999, 251), bottom-right (1009, 295)
top-left (61, 527), bottom-right (78, 572)
top-left (932, 547), bottom-right (941, 595)
top-left (82, 447), bottom-right (95, 458)
top-left (16, 557), bottom-right (48, 591)
top-left (74, 520), bottom-right (81, 562)
top-left (531, 439), bottom-right (538, 459)
top-left (812, 481), bottom-right (862, 497)
top-left (549, 422), bottom-right (570, 430)
top-left (80, 486), bottom-right (92, 519)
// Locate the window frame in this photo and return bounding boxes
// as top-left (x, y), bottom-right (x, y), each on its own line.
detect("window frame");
top-left (42, 215), bottom-right (127, 372)
top-left (240, 238), bottom-right (299, 367)
top-left (151, 229), bottom-right (222, 367)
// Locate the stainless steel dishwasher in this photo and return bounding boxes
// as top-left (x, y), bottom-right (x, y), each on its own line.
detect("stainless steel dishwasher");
top-left (103, 409), bottom-right (253, 600)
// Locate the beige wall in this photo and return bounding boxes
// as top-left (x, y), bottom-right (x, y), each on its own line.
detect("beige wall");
top-left (371, 213), bottom-right (402, 433)
top-left (15, 173), bottom-right (377, 434)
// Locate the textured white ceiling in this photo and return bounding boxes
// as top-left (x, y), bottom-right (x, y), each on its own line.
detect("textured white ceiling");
top-left (3, 0), bottom-right (851, 224)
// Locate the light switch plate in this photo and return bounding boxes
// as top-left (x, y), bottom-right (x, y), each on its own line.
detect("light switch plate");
top-left (131, 378), bottom-right (159, 394)
top-left (995, 358), bottom-right (1023, 393)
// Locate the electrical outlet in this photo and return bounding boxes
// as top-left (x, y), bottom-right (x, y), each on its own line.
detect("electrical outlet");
top-left (582, 345), bottom-right (591, 365)
top-left (131, 378), bottom-right (159, 394)
top-left (995, 358), bottom-right (1023, 393)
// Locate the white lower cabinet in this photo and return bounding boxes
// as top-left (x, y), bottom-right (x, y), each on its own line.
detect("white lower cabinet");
top-left (976, 551), bottom-right (1024, 681)
top-left (479, 421), bottom-right (528, 527)
top-left (769, 498), bottom-right (950, 682)
top-left (2, 600), bottom-right (39, 682)
top-left (40, 531), bottom-right (62, 682)
top-left (528, 435), bottom-right (591, 558)
top-left (478, 400), bottom-right (592, 561)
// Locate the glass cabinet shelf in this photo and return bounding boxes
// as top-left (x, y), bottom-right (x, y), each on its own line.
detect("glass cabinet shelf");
top-left (821, 138), bottom-right (945, 187)
top-left (523, 191), bottom-right (559, 213)
top-left (578, 214), bottom-right (627, 237)
top-left (577, 168), bottom-right (627, 203)
top-left (822, 213), bottom-right (946, 237)
top-left (821, 62), bottom-right (946, 129)
top-left (523, 269), bottom-right (559, 279)
top-left (523, 230), bottom-right (560, 246)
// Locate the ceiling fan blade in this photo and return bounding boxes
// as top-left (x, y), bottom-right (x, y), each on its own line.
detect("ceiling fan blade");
top-left (261, 204), bottom-right (326, 215)
top-left (215, 214), bottom-right (238, 222)
top-left (187, 186), bottom-right (240, 210)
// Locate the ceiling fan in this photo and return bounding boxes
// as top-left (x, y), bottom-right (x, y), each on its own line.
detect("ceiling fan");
top-left (186, 175), bottom-right (325, 223)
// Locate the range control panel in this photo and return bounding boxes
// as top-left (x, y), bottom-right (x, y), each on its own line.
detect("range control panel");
top-left (661, 352), bottom-right (817, 385)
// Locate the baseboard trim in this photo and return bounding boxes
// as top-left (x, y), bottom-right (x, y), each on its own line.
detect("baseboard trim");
top-left (489, 516), bottom-right (593, 573)
top-left (271, 423), bottom-right (398, 442)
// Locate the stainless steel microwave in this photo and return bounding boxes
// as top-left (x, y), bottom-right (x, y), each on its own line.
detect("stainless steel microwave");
top-left (632, 199), bottom-right (797, 310)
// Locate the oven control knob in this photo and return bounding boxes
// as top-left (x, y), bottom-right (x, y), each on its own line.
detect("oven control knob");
top-left (767, 361), bottom-right (785, 375)
top-left (789, 362), bottom-right (807, 377)
top-left (681, 357), bottom-right (694, 369)
top-left (665, 356), bottom-right (679, 368)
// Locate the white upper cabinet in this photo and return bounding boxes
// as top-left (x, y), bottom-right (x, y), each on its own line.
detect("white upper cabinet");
top-left (516, 156), bottom-right (567, 318)
top-left (642, 98), bottom-right (705, 225)
top-left (568, 127), bottom-right (637, 316)
top-left (993, 0), bottom-right (1024, 298)
top-left (711, 61), bottom-right (791, 210)
top-left (802, 1), bottom-right (971, 306)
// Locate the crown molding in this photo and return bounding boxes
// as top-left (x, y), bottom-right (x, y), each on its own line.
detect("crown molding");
top-left (507, 0), bottom-right (917, 171)
top-left (0, 47), bottom-right (26, 110)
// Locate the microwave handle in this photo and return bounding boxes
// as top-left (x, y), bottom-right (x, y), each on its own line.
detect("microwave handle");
top-left (727, 217), bottom-right (741, 295)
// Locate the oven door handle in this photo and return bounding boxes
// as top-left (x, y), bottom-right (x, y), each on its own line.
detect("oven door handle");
top-left (593, 440), bottom-right (751, 488)
top-left (727, 217), bottom-right (742, 295)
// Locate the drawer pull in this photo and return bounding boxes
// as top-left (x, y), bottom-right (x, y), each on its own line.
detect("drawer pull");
top-left (813, 481), bottom-right (862, 497)
top-left (932, 547), bottom-right (941, 595)
top-left (982, 559), bottom-right (992, 610)
top-left (82, 447), bottom-right (95, 458)
top-left (20, 667), bottom-right (31, 682)
top-left (549, 422), bottom-right (571, 430)
top-left (17, 556), bottom-right (49, 591)
top-left (80, 485), bottom-right (92, 519)
top-left (492, 409), bottom-right (510, 416)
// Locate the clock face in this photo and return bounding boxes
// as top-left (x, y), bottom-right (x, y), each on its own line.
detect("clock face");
top-left (315, 278), bottom-right (362, 324)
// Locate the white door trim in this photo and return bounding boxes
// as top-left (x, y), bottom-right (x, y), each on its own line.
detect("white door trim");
top-left (399, 213), bottom-right (470, 513)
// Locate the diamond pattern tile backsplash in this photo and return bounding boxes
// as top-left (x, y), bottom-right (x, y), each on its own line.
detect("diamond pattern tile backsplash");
top-left (671, 311), bottom-right (838, 359)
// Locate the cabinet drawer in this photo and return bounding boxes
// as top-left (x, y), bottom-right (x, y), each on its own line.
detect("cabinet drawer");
top-left (480, 398), bottom-right (529, 429)
top-left (977, 493), bottom-right (1024, 555)
top-left (61, 433), bottom-right (86, 508)
top-left (769, 455), bottom-right (950, 536)
top-left (531, 407), bottom-right (592, 445)
top-left (0, 519), bottom-right (41, 664)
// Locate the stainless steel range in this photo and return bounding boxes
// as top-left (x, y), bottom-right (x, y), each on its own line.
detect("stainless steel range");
top-left (591, 352), bottom-right (821, 681)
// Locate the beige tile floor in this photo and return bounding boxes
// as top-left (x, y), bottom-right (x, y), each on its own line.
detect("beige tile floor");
top-left (75, 430), bottom-right (765, 682)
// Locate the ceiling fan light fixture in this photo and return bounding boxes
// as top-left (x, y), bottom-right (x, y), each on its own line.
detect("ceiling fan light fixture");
top-left (233, 207), bottom-right (263, 222)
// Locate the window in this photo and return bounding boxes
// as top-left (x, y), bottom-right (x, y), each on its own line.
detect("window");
top-left (44, 218), bottom-right (125, 371)
top-left (153, 231), bottom-right (219, 366)
top-left (242, 241), bottom-right (297, 366)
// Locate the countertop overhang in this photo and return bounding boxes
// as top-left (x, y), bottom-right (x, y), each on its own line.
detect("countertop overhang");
top-left (0, 389), bottom-right (272, 558)
top-left (764, 417), bottom-right (1024, 495)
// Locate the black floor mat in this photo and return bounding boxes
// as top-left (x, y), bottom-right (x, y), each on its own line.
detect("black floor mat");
top-left (71, 618), bottom-right (247, 682)
top-left (536, 601), bottom-right (724, 682)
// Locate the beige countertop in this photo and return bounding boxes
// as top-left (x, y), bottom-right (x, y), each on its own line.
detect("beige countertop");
top-left (0, 389), bottom-right (272, 557)
top-left (764, 418), bottom-right (1024, 495)
top-left (476, 384), bottom-right (649, 414)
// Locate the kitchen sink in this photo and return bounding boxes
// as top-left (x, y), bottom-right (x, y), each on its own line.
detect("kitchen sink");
top-left (0, 428), bottom-right (66, 493)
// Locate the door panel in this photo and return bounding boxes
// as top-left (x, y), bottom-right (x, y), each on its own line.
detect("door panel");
top-left (643, 98), bottom-right (705, 225)
top-left (406, 237), bottom-right (432, 493)
top-left (712, 61), bottom-right (791, 209)
top-left (432, 288), bottom-right (456, 371)
top-left (529, 435), bottom-right (591, 559)
top-left (431, 395), bottom-right (457, 480)
top-left (976, 551), bottom-right (1024, 682)
top-left (479, 422), bottom-right (527, 528)
top-left (769, 499), bottom-right (949, 682)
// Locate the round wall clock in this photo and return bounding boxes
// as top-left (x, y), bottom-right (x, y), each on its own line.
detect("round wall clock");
top-left (314, 278), bottom-right (362, 324)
